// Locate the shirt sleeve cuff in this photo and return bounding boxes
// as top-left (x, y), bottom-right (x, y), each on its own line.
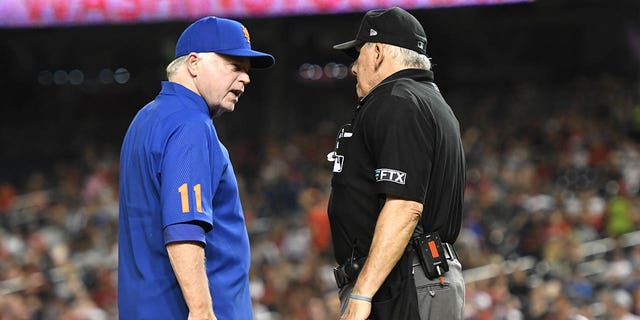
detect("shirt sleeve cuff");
top-left (163, 222), bottom-right (206, 246)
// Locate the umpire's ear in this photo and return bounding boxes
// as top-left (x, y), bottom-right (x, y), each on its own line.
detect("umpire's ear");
top-left (374, 43), bottom-right (385, 70)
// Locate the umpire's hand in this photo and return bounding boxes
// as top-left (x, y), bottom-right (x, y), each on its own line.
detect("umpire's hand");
top-left (339, 298), bottom-right (371, 320)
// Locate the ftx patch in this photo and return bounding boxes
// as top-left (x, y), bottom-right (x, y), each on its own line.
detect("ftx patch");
top-left (375, 168), bottom-right (406, 185)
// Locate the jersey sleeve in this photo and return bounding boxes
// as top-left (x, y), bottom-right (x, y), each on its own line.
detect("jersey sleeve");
top-left (364, 94), bottom-right (434, 202)
top-left (160, 119), bottom-right (215, 235)
top-left (163, 222), bottom-right (206, 246)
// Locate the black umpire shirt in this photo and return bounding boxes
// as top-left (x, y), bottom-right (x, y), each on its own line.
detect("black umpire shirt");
top-left (328, 68), bottom-right (465, 264)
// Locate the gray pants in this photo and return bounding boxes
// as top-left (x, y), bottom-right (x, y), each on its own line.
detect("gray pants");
top-left (338, 258), bottom-right (465, 320)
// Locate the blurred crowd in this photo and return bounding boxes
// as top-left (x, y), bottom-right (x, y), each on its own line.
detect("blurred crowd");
top-left (1, 75), bottom-right (640, 319)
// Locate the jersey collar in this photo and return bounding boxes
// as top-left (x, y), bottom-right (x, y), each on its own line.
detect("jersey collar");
top-left (160, 81), bottom-right (211, 117)
top-left (357, 68), bottom-right (435, 108)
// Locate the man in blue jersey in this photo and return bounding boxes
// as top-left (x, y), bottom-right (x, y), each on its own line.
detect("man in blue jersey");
top-left (118, 16), bottom-right (274, 320)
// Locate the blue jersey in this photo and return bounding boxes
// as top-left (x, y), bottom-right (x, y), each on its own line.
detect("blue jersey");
top-left (118, 81), bottom-right (253, 320)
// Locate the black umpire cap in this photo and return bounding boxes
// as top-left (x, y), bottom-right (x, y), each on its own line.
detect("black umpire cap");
top-left (333, 7), bottom-right (427, 59)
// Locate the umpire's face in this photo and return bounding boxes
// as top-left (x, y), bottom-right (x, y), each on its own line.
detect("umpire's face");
top-left (190, 52), bottom-right (251, 117)
top-left (351, 42), bottom-right (382, 99)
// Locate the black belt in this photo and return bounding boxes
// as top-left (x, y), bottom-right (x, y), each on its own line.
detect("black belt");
top-left (442, 242), bottom-right (458, 260)
top-left (333, 243), bottom-right (458, 289)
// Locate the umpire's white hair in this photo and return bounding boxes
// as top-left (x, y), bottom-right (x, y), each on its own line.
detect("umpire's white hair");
top-left (385, 44), bottom-right (432, 70)
top-left (166, 55), bottom-right (187, 79)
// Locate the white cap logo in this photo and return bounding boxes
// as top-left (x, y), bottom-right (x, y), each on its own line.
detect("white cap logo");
top-left (417, 41), bottom-right (424, 50)
top-left (369, 29), bottom-right (378, 36)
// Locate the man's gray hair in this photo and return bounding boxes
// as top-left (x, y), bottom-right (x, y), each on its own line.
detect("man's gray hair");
top-left (166, 55), bottom-right (188, 79)
top-left (385, 44), bottom-right (431, 70)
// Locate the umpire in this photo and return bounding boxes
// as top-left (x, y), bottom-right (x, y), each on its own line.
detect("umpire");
top-left (328, 7), bottom-right (466, 320)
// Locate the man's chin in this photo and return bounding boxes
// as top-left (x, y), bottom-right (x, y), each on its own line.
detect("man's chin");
top-left (210, 105), bottom-right (234, 118)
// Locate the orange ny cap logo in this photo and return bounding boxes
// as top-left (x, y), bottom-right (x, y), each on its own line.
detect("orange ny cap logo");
top-left (241, 25), bottom-right (251, 44)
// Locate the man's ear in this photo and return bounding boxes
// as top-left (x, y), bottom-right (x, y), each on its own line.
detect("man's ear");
top-left (373, 43), bottom-right (384, 69)
top-left (186, 53), bottom-right (199, 77)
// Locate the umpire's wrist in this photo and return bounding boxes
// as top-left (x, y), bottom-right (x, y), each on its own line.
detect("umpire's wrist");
top-left (349, 293), bottom-right (373, 303)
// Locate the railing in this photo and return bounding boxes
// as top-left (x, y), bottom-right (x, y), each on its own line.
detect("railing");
top-left (462, 230), bottom-right (640, 283)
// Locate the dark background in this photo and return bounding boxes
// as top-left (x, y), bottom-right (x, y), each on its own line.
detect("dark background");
top-left (0, 0), bottom-right (638, 185)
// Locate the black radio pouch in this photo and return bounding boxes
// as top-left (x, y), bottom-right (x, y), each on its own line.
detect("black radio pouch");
top-left (412, 232), bottom-right (449, 280)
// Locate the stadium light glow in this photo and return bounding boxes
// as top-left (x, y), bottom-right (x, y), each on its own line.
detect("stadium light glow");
top-left (0, 0), bottom-right (532, 28)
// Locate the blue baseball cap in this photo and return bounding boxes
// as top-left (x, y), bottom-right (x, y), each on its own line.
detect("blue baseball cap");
top-left (175, 16), bottom-right (275, 69)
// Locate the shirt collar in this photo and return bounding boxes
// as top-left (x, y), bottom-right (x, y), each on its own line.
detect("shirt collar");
top-left (358, 68), bottom-right (435, 108)
top-left (159, 81), bottom-right (210, 117)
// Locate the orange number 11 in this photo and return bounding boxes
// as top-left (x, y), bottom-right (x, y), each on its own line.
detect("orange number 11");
top-left (178, 183), bottom-right (204, 213)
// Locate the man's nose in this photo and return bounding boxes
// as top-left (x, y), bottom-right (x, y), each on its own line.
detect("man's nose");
top-left (240, 72), bottom-right (250, 85)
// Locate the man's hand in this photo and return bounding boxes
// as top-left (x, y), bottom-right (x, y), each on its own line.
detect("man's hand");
top-left (339, 298), bottom-right (371, 320)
